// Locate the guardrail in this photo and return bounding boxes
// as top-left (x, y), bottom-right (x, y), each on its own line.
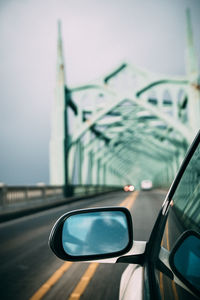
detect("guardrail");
top-left (0, 185), bottom-right (120, 207)
top-left (0, 185), bottom-right (64, 206)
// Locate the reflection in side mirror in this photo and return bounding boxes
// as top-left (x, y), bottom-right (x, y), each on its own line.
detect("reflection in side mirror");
top-left (62, 210), bottom-right (130, 256)
top-left (49, 207), bottom-right (133, 261)
top-left (169, 230), bottom-right (200, 296)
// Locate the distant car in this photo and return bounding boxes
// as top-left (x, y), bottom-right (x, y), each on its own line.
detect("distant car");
top-left (140, 179), bottom-right (152, 190)
top-left (49, 130), bottom-right (200, 300)
top-left (123, 185), bottom-right (135, 192)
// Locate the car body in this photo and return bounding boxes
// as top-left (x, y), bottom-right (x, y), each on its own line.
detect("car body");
top-left (49, 130), bottom-right (200, 300)
top-left (141, 179), bottom-right (153, 190)
top-left (124, 185), bottom-right (135, 192)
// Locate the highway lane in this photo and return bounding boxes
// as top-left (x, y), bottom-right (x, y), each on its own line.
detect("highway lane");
top-left (0, 190), bottom-right (166, 300)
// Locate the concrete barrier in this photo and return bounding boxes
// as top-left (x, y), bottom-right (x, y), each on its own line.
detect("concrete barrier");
top-left (0, 185), bottom-right (121, 222)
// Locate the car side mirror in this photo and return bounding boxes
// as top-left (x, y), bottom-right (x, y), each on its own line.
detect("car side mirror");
top-left (169, 230), bottom-right (200, 297)
top-left (49, 207), bottom-right (133, 261)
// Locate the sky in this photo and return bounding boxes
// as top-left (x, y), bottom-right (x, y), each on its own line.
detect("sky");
top-left (0, 0), bottom-right (200, 185)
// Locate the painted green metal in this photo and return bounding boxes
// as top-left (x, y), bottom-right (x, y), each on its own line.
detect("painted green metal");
top-left (49, 20), bottom-right (66, 186)
top-left (50, 10), bottom-right (200, 190)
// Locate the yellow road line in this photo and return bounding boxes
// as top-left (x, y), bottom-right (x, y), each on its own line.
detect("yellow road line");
top-left (29, 261), bottom-right (73, 300)
top-left (160, 239), bottom-right (164, 299)
top-left (67, 191), bottom-right (139, 300)
top-left (68, 263), bottom-right (99, 300)
top-left (29, 191), bottom-right (139, 300)
top-left (165, 220), bottom-right (170, 250)
top-left (171, 280), bottom-right (179, 300)
top-left (165, 220), bottom-right (179, 300)
top-left (120, 191), bottom-right (139, 209)
top-left (160, 272), bottom-right (164, 299)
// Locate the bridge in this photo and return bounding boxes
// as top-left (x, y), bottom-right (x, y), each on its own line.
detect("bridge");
top-left (0, 9), bottom-right (199, 300)
top-left (50, 8), bottom-right (200, 196)
top-left (0, 9), bottom-right (199, 214)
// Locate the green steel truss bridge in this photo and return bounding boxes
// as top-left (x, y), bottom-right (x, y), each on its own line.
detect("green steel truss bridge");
top-left (50, 10), bottom-right (200, 192)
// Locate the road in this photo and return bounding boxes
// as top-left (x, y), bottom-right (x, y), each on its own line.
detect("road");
top-left (0, 189), bottom-right (166, 300)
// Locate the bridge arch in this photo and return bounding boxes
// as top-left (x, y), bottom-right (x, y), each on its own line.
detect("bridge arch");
top-left (50, 17), bottom-right (200, 193)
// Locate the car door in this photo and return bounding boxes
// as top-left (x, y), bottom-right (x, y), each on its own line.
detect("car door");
top-left (119, 130), bottom-right (200, 300)
top-left (157, 131), bottom-right (200, 300)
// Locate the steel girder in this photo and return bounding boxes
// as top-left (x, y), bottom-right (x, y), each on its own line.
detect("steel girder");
top-left (50, 13), bottom-right (200, 189)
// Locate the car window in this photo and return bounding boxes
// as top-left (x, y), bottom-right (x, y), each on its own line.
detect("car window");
top-left (172, 142), bottom-right (200, 232)
top-left (159, 140), bottom-right (200, 299)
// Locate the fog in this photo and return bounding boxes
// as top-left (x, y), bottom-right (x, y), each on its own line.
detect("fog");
top-left (0, 0), bottom-right (199, 185)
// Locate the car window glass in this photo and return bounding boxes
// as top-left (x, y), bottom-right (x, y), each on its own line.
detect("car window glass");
top-left (159, 141), bottom-right (200, 300)
top-left (172, 142), bottom-right (200, 232)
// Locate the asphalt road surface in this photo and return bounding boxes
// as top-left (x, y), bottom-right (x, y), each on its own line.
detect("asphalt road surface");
top-left (0, 189), bottom-right (166, 300)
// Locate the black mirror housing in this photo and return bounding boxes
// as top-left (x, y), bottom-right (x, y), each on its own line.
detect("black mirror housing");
top-left (169, 230), bottom-right (200, 297)
top-left (49, 206), bottom-right (133, 261)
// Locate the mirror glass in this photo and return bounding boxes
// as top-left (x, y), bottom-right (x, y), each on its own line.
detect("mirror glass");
top-left (173, 234), bottom-right (200, 292)
top-left (62, 211), bottom-right (129, 256)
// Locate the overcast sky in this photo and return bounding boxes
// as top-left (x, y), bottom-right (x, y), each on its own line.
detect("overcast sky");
top-left (0, 0), bottom-right (200, 185)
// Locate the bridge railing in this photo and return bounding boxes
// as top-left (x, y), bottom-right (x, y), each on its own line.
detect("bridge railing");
top-left (0, 185), bottom-right (64, 207)
top-left (0, 185), bottom-right (120, 207)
